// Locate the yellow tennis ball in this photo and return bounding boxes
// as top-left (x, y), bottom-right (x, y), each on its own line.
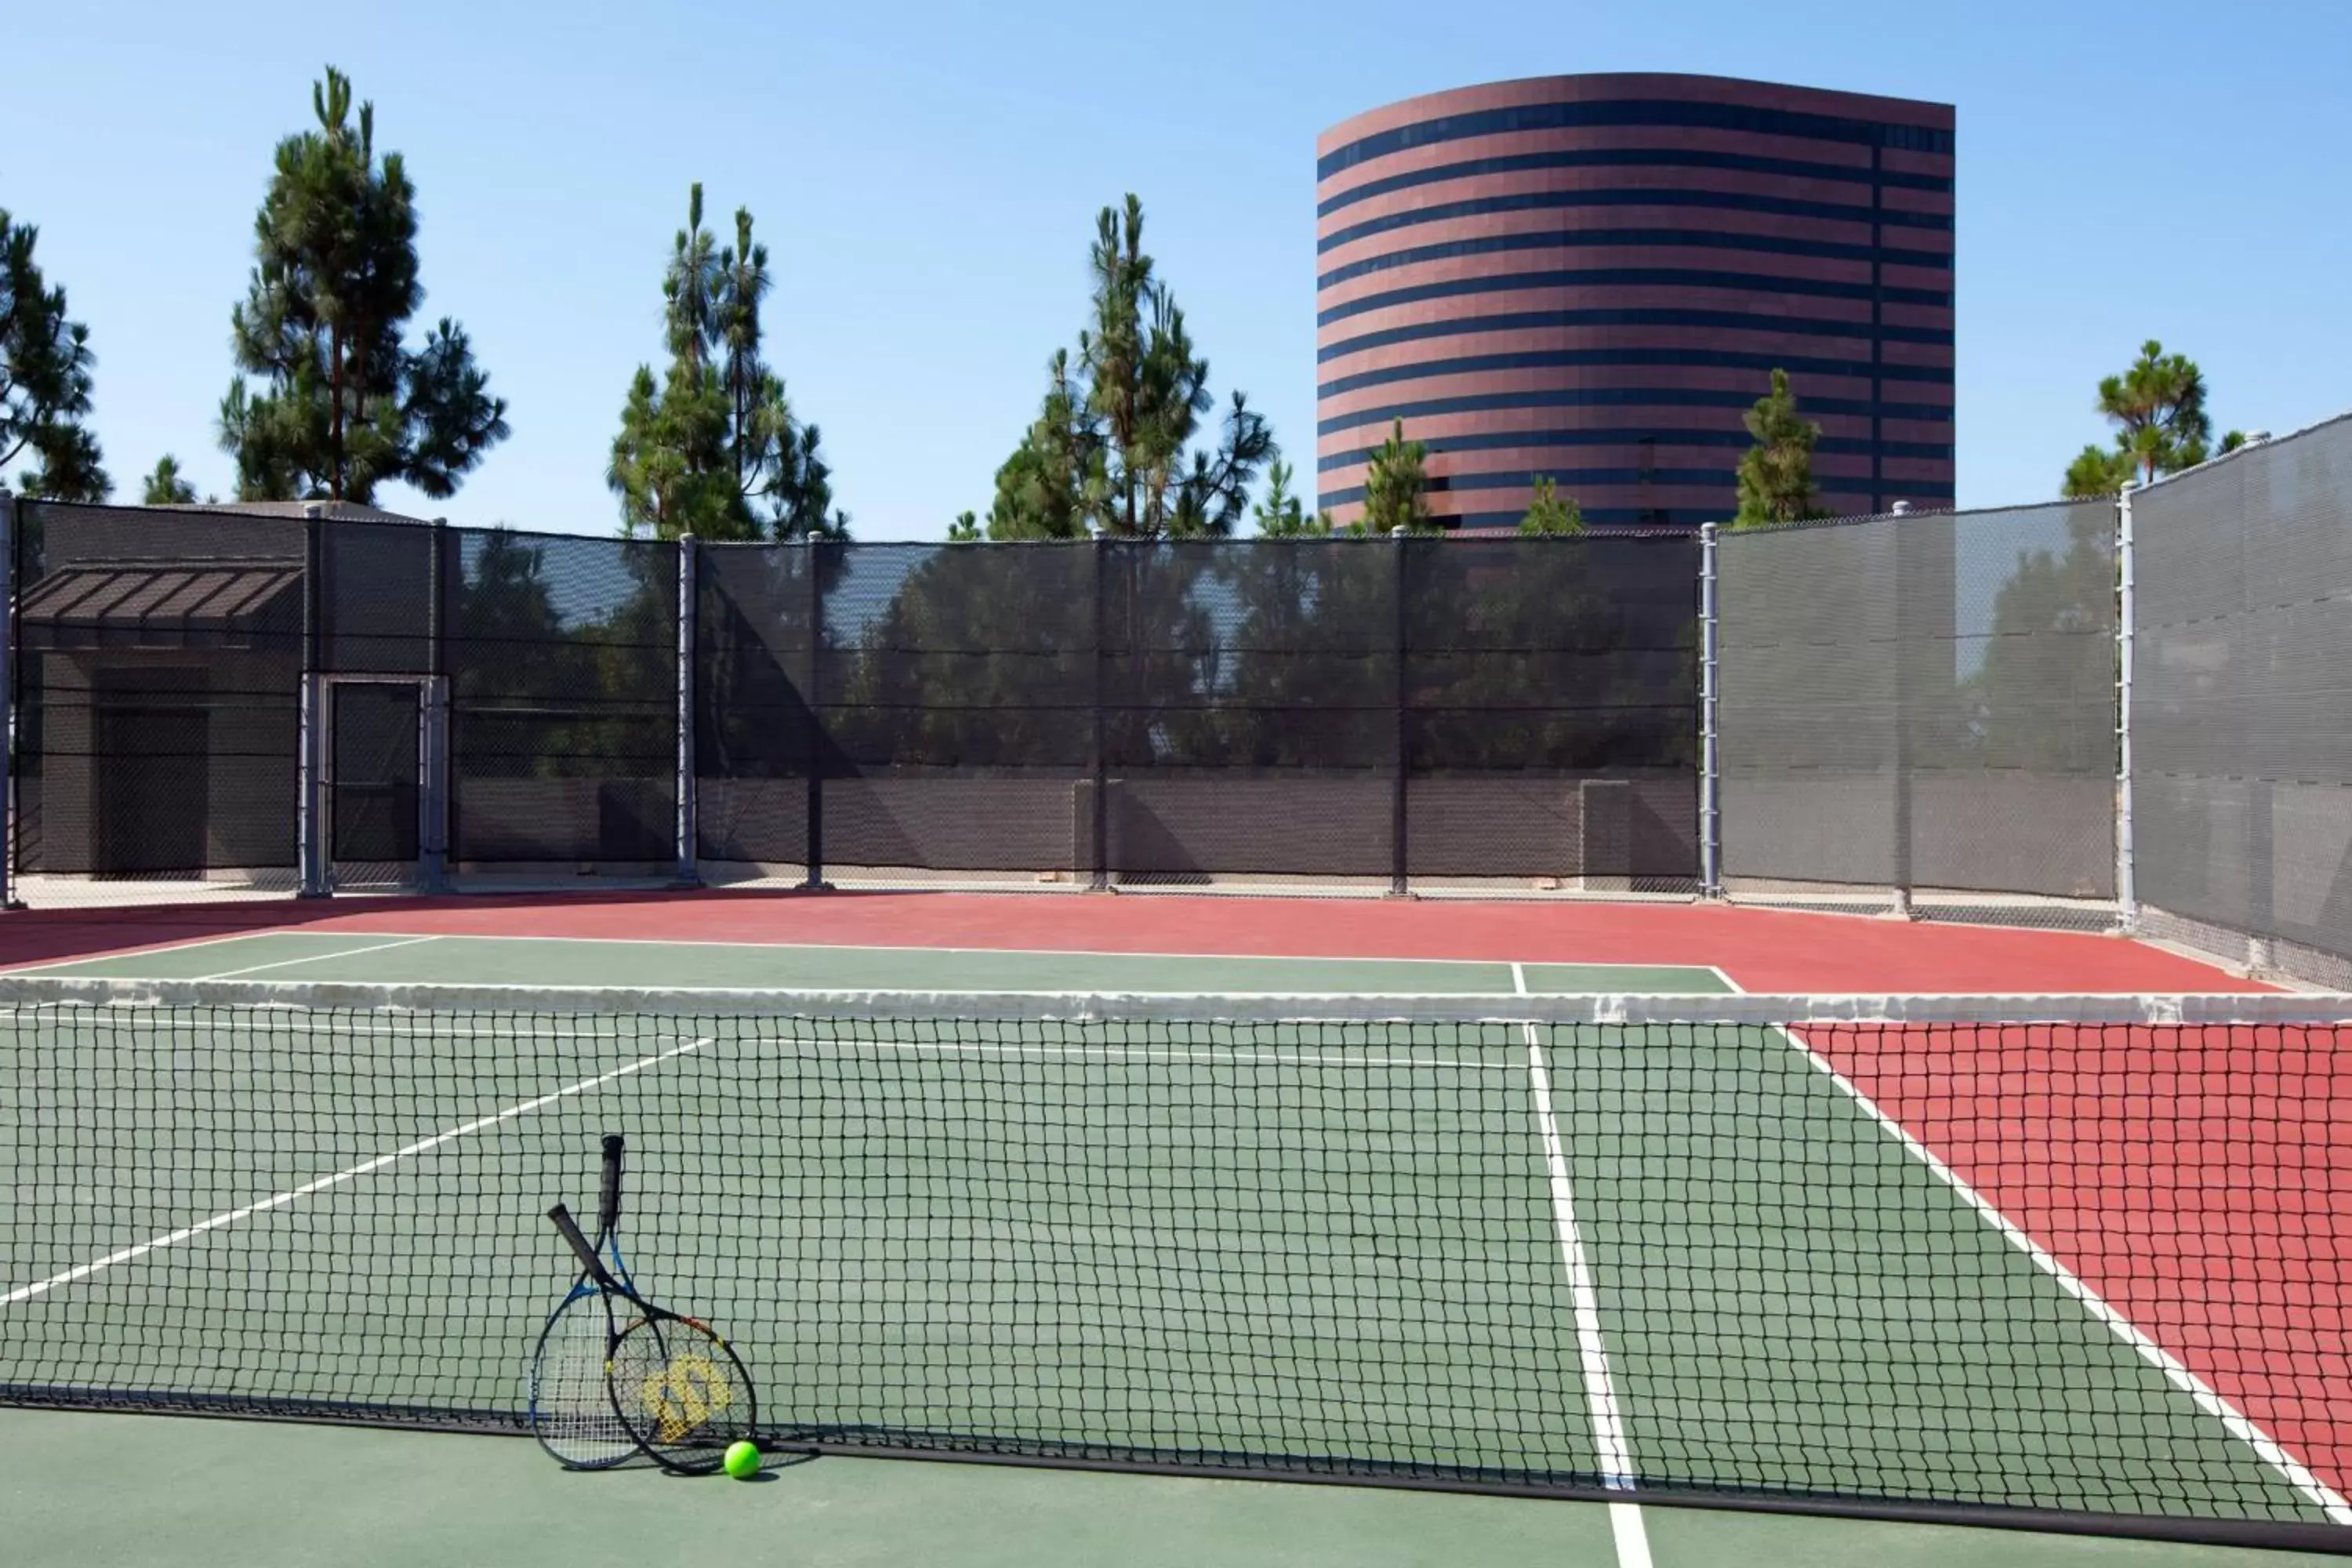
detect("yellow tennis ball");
top-left (724, 1440), bottom-right (761, 1479)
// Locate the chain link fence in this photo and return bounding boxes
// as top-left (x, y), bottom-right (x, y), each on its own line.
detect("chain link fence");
top-left (1716, 500), bottom-right (2120, 927)
top-left (9, 419), bottom-right (2350, 985)
top-left (2132, 414), bottom-right (2352, 985)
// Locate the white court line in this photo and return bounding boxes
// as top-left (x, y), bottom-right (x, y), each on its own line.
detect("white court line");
top-left (194, 935), bottom-right (441, 981)
top-left (1, 1033), bottom-right (715, 1308)
top-left (1515, 962), bottom-right (1653, 1568)
top-left (1708, 971), bottom-right (2352, 1523)
top-left (1, 928), bottom-right (302, 976)
top-left (812, 1033), bottom-right (1523, 1073)
top-left (217, 927), bottom-right (1711, 979)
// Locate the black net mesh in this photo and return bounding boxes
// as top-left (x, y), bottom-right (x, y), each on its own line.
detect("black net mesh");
top-left (1405, 536), bottom-right (1700, 885)
top-left (12, 503), bottom-right (303, 884)
top-left (445, 529), bottom-right (677, 866)
top-left (2, 982), bottom-right (2346, 1552)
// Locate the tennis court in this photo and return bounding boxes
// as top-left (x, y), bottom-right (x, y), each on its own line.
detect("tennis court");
top-left (2, 911), bottom-right (2344, 1564)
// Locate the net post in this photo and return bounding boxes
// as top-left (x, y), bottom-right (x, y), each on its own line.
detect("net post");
top-left (2115, 481), bottom-right (2138, 933)
top-left (803, 536), bottom-right (829, 891)
top-left (1388, 525), bottom-right (1410, 898)
top-left (419, 517), bottom-right (451, 895)
top-left (1090, 534), bottom-right (1110, 892)
top-left (1698, 521), bottom-right (1722, 898)
top-left (673, 533), bottom-right (699, 887)
top-left (297, 503), bottom-right (329, 898)
top-left (0, 488), bottom-right (18, 912)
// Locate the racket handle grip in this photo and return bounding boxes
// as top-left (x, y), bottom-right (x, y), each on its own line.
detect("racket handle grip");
top-left (599, 1134), bottom-right (625, 1231)
top-left (548, 1203), bottom-right (615, 1287)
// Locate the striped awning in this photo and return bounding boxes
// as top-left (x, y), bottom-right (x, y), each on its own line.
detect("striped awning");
top-left (17, 559), bottom-right (303, 648)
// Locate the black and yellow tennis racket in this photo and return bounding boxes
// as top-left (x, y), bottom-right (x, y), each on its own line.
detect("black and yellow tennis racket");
top-left (546, 1201), bottom-right (757, 1474)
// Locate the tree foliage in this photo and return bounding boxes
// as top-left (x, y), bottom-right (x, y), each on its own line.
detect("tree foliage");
top-left (2061, 339), bottom-right (2245, 496)
top-left (974, 196), bottom-right (1274, 539)
top-left (141, 456), bottom-right (198, 505)
top-left (1733, 369), bottom-right (1824, 529)
top-left (1518, 474), bottom-right (1584, 535)
top-left (609, 185), bottom-right (844, 541)
top-left (0, 209), bottom-right (108, 499)
top-left (1360, 419), bottom-right (1433, 535)
top-left (217, 66), bottom-right (507, 504)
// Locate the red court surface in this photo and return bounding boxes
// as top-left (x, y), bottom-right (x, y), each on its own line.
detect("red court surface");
top-left (0, 887), bottom-right (2278, 994)
top-left (1811, 1022), bottom-right (2352, 1506)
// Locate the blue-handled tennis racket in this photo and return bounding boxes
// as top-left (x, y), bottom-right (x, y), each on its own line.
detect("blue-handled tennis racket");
top-left (528, 1135), bottom-right (639, 1468)
top-left (546, 1201), bottom-right (757, 1474)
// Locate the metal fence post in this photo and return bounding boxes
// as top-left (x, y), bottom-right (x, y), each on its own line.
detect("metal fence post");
top-left (804, 539), bottom-right (828, 891)
top-left (420, 517), bottom-right (451, 893)
top-left (1888, 511), bottom-right (1915, 920)
top-left (1389, 526), bottom-right (1410, 898)
top-left (1698, 522), bottom-right (1722, 898)
top-left (0, 489), bottom-right (17, 911)
top-left (2115, 481), bottom-right (2138, 933)
top-left (674, 534), bottom-right (699, 887)
top-left (1091, 535), bottom-right (1110, 892)
top-left (297, 504), bottom-right (328, 898)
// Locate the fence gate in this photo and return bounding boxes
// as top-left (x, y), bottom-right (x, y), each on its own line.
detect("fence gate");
top-left (323, 675), bottom-right (447, 891)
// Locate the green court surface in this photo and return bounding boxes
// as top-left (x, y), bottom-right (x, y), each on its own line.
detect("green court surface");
top-left (10, 1408), bottom-right (2342, 1568)
top-left (13, 927), bottom-right (1733, 994)
top-left (0, 935), bottom-right (2337, 1564)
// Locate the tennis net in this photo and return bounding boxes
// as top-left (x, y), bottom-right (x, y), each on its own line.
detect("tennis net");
top-left (1, 978), bottom-right (2346, 1550)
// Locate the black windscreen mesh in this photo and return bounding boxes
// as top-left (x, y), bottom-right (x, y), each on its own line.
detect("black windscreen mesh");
top-left (1405, 536), bottom-right (1700, 884)
top-left (12, 503), bottom-right (303, 879)
top-left (695, 543), bottom-right (818, 869)
top-left (1103, 541), bottom-right (1396, 880)
top-left (818, 543), bottom-right (1096, 876)
top-left (446, 529), bottom-right (677, 865)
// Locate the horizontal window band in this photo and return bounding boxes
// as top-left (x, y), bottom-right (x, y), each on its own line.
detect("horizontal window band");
top-left (1322, 307), bottom-right (1955, 363)
top-left (1319, 347), bottom-right (1955, 399)
top-left (1321, 96), bottom-right (1954, 181)
top-left (1319, 386), bottom-right (1954, 437)
top-left (1322, 268), bottom-right (1951, 326)
top-left (1320, 145), bottom-right (1952, 218)
top-left (1319, 226), bottom-right (1952, 289)
top-left (1320, 187), bottom-right (1951, 256)
top-left (1318, 470), bottom-right (1959, 507)
top-left (1316, 429), bottom-right (1955, 471)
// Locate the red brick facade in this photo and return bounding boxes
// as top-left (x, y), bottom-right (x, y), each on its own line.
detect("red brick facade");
top-left (1316, 74), bottom-right (1956, 530)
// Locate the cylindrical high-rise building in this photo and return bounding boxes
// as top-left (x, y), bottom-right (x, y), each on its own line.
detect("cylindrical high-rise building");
top-left (1316, 74), bottom-right (1955, 530)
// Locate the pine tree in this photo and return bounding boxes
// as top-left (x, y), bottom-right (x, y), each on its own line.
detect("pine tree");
top-left (973, 196), bottom-right (1272, 540)
top-left (141, 456), bottom-right (198, 504)
top-left (2061, 340), bottom-right (2245, 496)
top-left (1733, 369), bottom-right (1825, 529)
top-left (1, 208), bottom-right (108, 499)
top-left (217, 67), bottom-right (506, 503)
top-left (1361, 419), bottom-right (1432, 535)
top-left (610, 185), bottom-right (844, 540)
top-left (1518, 474), bottom-right (1584, 535)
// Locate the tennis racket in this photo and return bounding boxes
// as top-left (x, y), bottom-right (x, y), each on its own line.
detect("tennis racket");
top-left (528, 1135), bottom-right (638, 1468)
top-left (546, 1201), bottom-right (757, 1475)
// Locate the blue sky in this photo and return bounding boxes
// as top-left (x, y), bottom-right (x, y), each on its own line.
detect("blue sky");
top-left (9, 0), bottom-right (2349, 540)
